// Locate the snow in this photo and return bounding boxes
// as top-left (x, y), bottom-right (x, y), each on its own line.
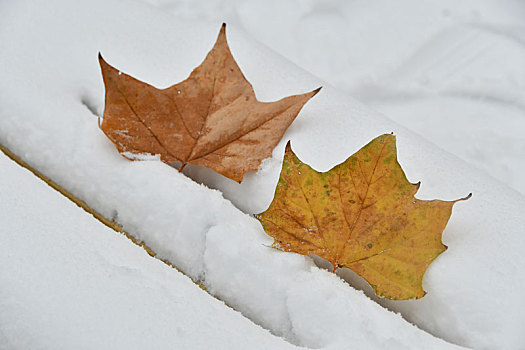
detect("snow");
top-left (214, 0), bottom-right (525, 194)
top-left (0, 152), bottom-right (299, 350)
top-left (153, 0), bottom-right (525, 194)
top-left (1, 0), bottom-right (524, 349)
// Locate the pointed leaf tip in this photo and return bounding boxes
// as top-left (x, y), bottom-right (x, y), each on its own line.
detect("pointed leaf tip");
top-left (98, 52), bottom-right (107, 67)
top-left (98, 53), bottom-right (110, 70)
top-left (285, 140), bottom-right (292, 153)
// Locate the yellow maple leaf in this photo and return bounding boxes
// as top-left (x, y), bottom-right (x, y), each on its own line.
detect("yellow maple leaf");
top-left (257, 134), bottom-right (470, 300)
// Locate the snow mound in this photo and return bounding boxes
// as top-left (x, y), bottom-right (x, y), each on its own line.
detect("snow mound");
top-left (0, 152), bottom-right (299, 350)
top-left (221, 0), bottom-right (525, 194)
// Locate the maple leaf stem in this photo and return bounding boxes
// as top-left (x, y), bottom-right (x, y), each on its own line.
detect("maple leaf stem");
top-left (332, 265), bottom-right (337, 273)
top-left (179, 163), bottom-right (186, 172)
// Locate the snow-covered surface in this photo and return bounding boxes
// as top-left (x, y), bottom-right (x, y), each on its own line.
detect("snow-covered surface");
top-left (171, 0), bottom-right (525, 194)
top-left (0, 158), bottom-right (459, 350)
top-left (0, 152), bottom-right (300, 350)
top-left (1, 0), bottom-right (524, 349)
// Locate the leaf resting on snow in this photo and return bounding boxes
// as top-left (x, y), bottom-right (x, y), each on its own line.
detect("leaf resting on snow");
top-left (257, 134), bottom-right (470, 300)
top-left (99, 24), bottom-right (320, 182)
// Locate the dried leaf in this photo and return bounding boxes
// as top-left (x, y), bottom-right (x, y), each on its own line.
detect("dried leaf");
top-left (99, 24), bottom-right (319, 182)
top-left (257, 134), bottom-right (470, 300)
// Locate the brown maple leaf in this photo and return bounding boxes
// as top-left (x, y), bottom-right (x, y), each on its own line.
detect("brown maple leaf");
top-left (99, 24), bottom-right (320, 182)
top-left (256, 134), bottom-right (470, 300)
